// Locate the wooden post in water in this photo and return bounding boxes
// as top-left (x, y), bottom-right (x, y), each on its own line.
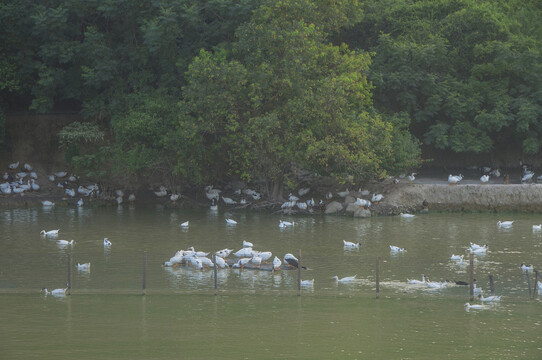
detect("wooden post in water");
top-left (534, 270), bottom-right (539, 298)
top-left (67, 253), bottom-right (71, 296)
top-left (469, 253), bottom-right (474, 301)
top-left (525, 270), bottom-right (532, 299)
top-left (376, 257), bottom-right (380, 299)
top-left (213, 254), bottom-right (218, 296)
top-left (489, 274), bottom-right (494, 296)
top-left (297, 249), bottom-right (301, 296)
top-left (142, 251), bottom-right (147, 296)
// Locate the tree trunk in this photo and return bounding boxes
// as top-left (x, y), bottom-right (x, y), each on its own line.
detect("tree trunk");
top-left (269, 178), bottom-right (284, 202)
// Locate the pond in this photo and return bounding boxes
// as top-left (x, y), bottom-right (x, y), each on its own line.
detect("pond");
top-left (0, 205), bottom-right (541, 359)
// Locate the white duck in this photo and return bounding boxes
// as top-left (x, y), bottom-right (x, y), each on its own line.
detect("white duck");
top-left (210, 198), bottom-right (218, 210)
top-left (40, 229), bottom-right (59, 237)
top-left (215, 248), bottom-right (233, 258)
top-left (284, 253), bottom-right (306, 269)
top-left (520, 263), bottom-right (534, 272)
top-left (214, 256), bottom-right (229, 269)
top-left (464, 303), bottom-right (489, 311)
top-left (337, 189), bottom-right (350, 198)
top-left (279, 220), bottom-right (295, 228)
top-left (8, 161), bottom-right (19, 170)
top-left (371, 194), bottom-right (384, 203)
top-left (478, 294), bottom-right (501, 302)
top-left (301, 279), bottom-right (314, 287)
top-left (448, 174), bottom-right (461, 185)
top-left (251, 254), bottom-right (262, 268)
top-left (222, 197), bottom-right (237, 205)
top-left (450, 254), bottom-right (463, 261)
top-left (497, 220), bottom-right (514, 228)
top-left (56, 239), bottom-right (74, 246)
top-left (54, 171), bottom-right (67, 178)
top-left (343, 240), bottom-right (360, 248)
top-left (180, 221), bottom-right (189, 228)
top-left (533, 224), bottom-right (542, 231)
top-left (407, 275), bottom-right (425, 285)
top-left (42, 286), bottom-right (67, 297)
top-left (426, 280), bottom-right (447, 289)
top-left (400, 213), bottom-right (415, 218)
top-left (77, 263), bottom-right (91, 271)
top-left (332, 275), bottom-right (357, 283)
top-left (298, 187), bottom-right (310, 196)
top-left (65, 188), bottom-right (76, 197)
top-left (42, 200), bottom-right (55, 207)
top-left (288, 193), bottom-right (300, 201)
top-left (480, 175), bottom-right (489, 184)
top-left (103, 238), bottom-right (112, 247)
top-left (234, 247), bottom-right (253, 257)
top-left (273, 256), bottom-right (281, 271)
top-left (257, 251), bottom-right (272, 263)
top-left (225, 218), bottom-right (237, 225)
top-left (232, 258), bottom-right (251, 269)
top-left (77, 198), bottom-right (84, 207)
top-left (407, 173), bottom-right (416, 184)
top-left (242, 240), bottom-right (253, 248)
top-left (389, 245), bottom-right (406, 254)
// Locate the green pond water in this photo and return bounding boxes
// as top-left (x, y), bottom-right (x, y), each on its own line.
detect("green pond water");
top-left (0, 205), bottom-right (541, 359)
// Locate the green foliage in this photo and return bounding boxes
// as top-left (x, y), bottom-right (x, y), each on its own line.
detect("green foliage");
top-left (347, 0), bottom-right (542, 155)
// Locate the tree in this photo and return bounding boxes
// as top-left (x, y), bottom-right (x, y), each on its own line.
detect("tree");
top-left (176, 0), bottom-right (420, 199)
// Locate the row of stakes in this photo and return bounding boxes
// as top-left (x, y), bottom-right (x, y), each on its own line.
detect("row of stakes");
top-left (63, 252), bottom-right (539, 299)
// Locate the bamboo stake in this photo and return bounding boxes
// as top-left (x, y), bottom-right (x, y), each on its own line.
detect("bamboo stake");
top-left (67, 253), bottom-right (71, 296)
top-left (297, 249), bottom-right (301, 296)
top-left (469, 253), bottom-right (474, 301)
top-left (376, 257), bottom-right (380, 299)
top-left (142, 251), bottom-right (147, 296)
top-left (489, 274), bottom-right (494, 296)
top-left (213, 254), bottom-right (218, 296)
top-left (525, 270), bottom-right (532, 299)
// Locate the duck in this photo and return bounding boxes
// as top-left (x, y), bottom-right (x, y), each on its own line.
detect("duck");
top-left (407, 173), bottom-right (416, 184)
top-left (210, 198), bottom-right (218, 210)
top-left (180, 221), bottom-right (189, 228)
top-left (450, 254), bottom-right (463, 261)
top-left (306, 198), bottom-right (315, 207)
top-left (198, 256), bottom-right (214, 268)
top-left (272, 256), bottom-right (281, 271)
top-left (332, 275), bottom-right (357, 283)
top-left (41, 286), bottom-right (67, 297)
top-left (448, 174), bottom-right (461, 185)
top-left (480, 175), bottom-right (489, 184)
top-left (31, 179), bottom-right (40, 191)
top-left (65, 188), bottom-right (76, 197)
top-left (296, 202), bottom-right (307, 210)
top-left (77, 198), bottom-right (84, 207)
top-left (154, 188), bottom-right (168, 197)
top-left (103, 238), bottom-right (112, 247)
top-left (371, 194), bottom-right (384, 204)
top-left (41, 200), bottom-right (55, 207)
top-left (284, 253), bottom-right (307, 269)
top-left (389, 245), bottom-right (406, 253)
top-left (468, 246), bottom-right (487, 255)
top-left (40, 229), bottom-right (59, 237)
top-left (128, 193), bottom-right (136, 203)
top-left (478, 294), bottom-right (501, 302)
top-left (56, 239), bottom-right (74, 246)
top-left (232, 258), bottom-right (251, 269)
top-left (301, 279), bottom-right (314, 287)
top-left (464, 303), bottom-right (489, 311)
top-left (257, 251), bottom-right (272, 263)
top-left (233, 247), bottom-right (253, 257)
top-left (54, 171), bottom-right (67, 178)
top-left (469, 242), bottom-right (487, 250)
top-left (214, 256), bottom-right (229, 269)
top-left (343, 240), bottom-right (360, 248)
top-left (537, 281), bottom-right (542, 294)
top-left (426, 280), bottom-right (447, 289)
top-left (215, 248), bottom-right (233, 258)
top-left (400, 213), bottom-right (415, 218)
top-left (8, 161), bottom-right (19, 170)
top-left (520, 263), bottom-right (534, 272)
top-left (473, 284), bottom-right (482, 295)
top-left (251, 254), bottom-right (262, 268)
top-left (326, 191), bottom-right (333, 200)
top-left (533, 224), bottom-right (542, 231)
top-left (242, 240), bottom-right (253, 248)
top-left (497, 220), bottom-right (514, 228)
top-left (279, 220), bottom-right (295, 228)
top-left (288, 193), bottom-right (300, 202)
top-left (222, 197), bottom-right (237, 205)
top-left (225, 218), bottom-right (237, 225)
top-left (355, 198), bottom-right (371, 208)
top-left (298, 187), bottom-right (310, 196)
top-left (187, 247), bottom-right (209, 257)
top-left (205, 188), bottom-right (221, 200)
top-left (170, 193), bottom-right (181, 203)
top-left (407, 275), bottom-right (426, 285)
top-left (337, 189), bottom-right (350, 198)
top-left (77, 263), bottom-right (91, 271)
top-left (190, 256), bottom-right (203, 270)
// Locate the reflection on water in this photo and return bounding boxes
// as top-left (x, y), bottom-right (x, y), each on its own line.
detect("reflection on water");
top-left (1, 206), bottom-right (542, 358)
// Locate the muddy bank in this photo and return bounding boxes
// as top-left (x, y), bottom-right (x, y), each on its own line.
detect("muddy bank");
top-left (379, 183), bottom-right (542, 213)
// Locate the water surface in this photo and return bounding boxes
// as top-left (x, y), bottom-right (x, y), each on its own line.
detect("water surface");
top-left (1, 205), bottom-right (541, 359)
